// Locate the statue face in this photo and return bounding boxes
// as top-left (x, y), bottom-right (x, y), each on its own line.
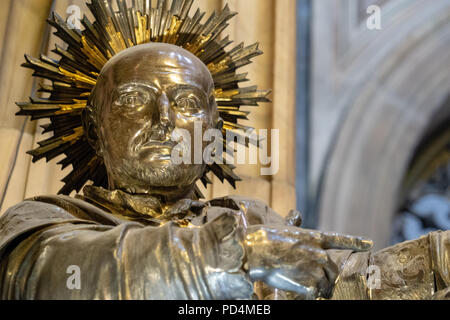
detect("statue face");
top-left (88, 43), bottom-right (218, 193)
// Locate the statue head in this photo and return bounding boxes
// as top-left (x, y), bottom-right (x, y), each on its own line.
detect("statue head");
top-left (18, 1), bottom-right (267, 196)
top-left (84, 43), bottom-right (220, 195)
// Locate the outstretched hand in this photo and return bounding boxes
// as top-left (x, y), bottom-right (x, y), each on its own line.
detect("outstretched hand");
top-left (243, 224), bottom-right (373, 299)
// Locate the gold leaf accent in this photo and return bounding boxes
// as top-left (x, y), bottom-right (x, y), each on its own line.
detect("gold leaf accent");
top-left (59, 67), bottom-right (97, 86)
top-left (81, 36), bottom-right (108, 70)
top-left (215, 88), bottom-right (240, 99)
top-left (105, 18), bottom-right (128, 54)
top-left (61, 127), bottom-right (84, 143)
top-left (56, 100), bottom-right (87, 115)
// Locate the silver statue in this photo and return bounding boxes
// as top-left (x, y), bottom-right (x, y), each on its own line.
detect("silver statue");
top-left (1, 0), bottom-right (449, 300)
top-left (0, 43), bottom-right (373, 300)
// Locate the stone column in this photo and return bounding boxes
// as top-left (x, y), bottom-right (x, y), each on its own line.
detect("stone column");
top-left (0, 0), bottom-right (52, 214)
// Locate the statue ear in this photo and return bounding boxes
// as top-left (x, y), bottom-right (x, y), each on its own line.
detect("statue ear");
top-left (82, 108), bottom-right (103, 157)
top-left (216, 117), bottom-right (224, 131)
top-left (209, 94), bottom-right (222, 130)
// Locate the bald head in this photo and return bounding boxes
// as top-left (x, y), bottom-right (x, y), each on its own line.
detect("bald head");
top-left (83, 43), bottom-right (220, 192)
top-left (98, 43), bottom-right (214, 96)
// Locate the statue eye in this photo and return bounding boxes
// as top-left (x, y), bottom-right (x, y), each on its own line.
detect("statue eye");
top-left (175, 96), bottom-right (201, 113)
top-left (126, 95), bottom-right (143, 106)
top-left (115, 92), bottom-right (148, 108)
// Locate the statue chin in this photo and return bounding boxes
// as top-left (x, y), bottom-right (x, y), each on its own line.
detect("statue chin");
top-left (110, 162), bottom-right (205, 191)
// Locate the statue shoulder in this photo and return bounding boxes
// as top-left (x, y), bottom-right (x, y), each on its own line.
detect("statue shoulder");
top-left (0, 195), bottom-right (122, 256)
top-left (207, 195), bottom-right (287, 226)
top-left (0, 199), bottom-right (81, 255)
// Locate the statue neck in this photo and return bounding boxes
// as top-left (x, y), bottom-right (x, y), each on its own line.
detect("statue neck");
top-left (81, 184), bottom-right (204, 223)
top-left (136, 185), bottom-right (197, 207)
top-left (108, 179), bottom-right (197, 207)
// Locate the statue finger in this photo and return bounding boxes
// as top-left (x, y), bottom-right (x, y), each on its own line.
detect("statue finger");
top-left (289, 243), bottom-right (328, 265)
top-left (320, 232), bottom-right (373, 252)
top-left (285, 228), bottom-right (373, 252)
top-left (245, 236), bottom-right (329, 268)
top-left (245, 225), bottom-right (372, 252)
top-left (248, 267), bottom-right (319, 300)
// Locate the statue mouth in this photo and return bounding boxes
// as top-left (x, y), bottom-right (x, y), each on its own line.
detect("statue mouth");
top-left (138, 141), bottom-right (176, 161)
top-left (141, 140), bottom-right (175, 149)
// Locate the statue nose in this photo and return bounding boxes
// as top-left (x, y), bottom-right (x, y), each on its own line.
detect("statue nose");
top-left (149, 92), bottom-right (174, 141)
top-left (157, 92), bottom-right (172, 127)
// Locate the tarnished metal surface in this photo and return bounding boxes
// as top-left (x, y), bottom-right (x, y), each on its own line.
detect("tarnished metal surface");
top-left (330, 251), bottom-right (369, 300)
top-left (429, 231), bottom-right (450, 291)
top-left (0, 199), bottom-right (252, 300)
top-left (0, 192), bottom-right (371, 300)
top-left (1, 0), bottom-right (448, 300)
top-left (85, 43), bottom-right (215, 198)
top-left (369, 235), bottom-right (434, 300)
top-left (330, 231), bottom-right (450, 300)
top-left (1, 191), bottom-right (448, 300)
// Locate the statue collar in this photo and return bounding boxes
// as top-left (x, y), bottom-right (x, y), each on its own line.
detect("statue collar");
top-left (80, 185), bottom-right (206, 226)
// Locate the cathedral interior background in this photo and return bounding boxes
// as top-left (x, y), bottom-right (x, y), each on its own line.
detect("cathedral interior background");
top-left (0, 0), bottom-right (448, 251)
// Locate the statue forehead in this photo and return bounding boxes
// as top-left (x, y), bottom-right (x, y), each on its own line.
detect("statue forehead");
top-left (99, 43), bottom-right (213, 89)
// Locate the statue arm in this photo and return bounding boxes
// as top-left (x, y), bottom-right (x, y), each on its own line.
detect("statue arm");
top-left (214, 196), bottom-right (449, 300)
top-left (0, 201), bottom-right (253, 300)
top-left (207, 196), bottom-right (374, 300)
top-left (207, 196), bottom-right (288, 227)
